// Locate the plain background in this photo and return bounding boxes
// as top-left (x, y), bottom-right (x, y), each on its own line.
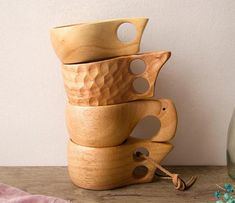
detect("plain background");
top-left (0, 0), bottom-right (234, 166)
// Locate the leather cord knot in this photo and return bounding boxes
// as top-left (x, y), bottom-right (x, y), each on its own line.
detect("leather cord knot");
top-left (171, 174), bottom-right (197, 191)
top-left (137, 152), bottom-right (197, 191)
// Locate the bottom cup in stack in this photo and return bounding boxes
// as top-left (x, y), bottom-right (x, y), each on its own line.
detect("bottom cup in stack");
top-left (66, 99), bottom-right (177, 190)
top-left (68, 138), bottom-right (173, 190)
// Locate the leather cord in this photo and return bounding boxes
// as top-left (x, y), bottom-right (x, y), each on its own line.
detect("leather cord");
top-left (136, 152), bottom-right (197, 191)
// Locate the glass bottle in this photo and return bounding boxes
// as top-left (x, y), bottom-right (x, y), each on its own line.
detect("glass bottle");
top-left (227, 108), bottom-right (235, 179)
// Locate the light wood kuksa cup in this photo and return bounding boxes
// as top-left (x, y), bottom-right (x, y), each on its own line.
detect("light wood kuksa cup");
top-left (50, 17), bottom-right (148, 64)
top-left (66, 98), bottom-right (177, 147)
top-left (68, 137), bottom-right (173, 190)
top-left (62, 51), bottom-right (171, 106)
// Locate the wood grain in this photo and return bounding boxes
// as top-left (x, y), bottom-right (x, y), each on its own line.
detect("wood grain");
top-left (0, 166), bottom-right (227, 203)
top-left (50, 17), bottom-right (148, 64)
top-left (68, 138), bottom-right (173, 190)
top-left (66, 99), bottom-right (177, 147)
top-left (62, 51), bottom-right (170, 106)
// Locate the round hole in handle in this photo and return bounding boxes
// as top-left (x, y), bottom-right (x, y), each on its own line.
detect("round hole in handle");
top-left (132, 165), bottom-right (148, 179)
top-left (117, 23), bottom-right (136, 43)
top-left (132, 77), bottom-right (150, 94)
top-left (130, 59), bottom-right (146, 75)
top-left (130, 116), bottom-right (160, 140)
top-left (133, 147), bottom-right (149, 161)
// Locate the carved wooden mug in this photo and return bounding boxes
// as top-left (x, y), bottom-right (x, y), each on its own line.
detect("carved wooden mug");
top-left (68, 137), bottom-right (173, 190)
top-left (66, 98), bottom-right (177, 147)
top-left (50, 17), bottom-right (148, 64)
top-left (62, 51), bottom-right (171, 106)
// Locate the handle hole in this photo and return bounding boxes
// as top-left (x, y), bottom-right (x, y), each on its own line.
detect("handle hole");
top-left (133, 165), bottom-right (148, 179)
top-left (132, 77), bottom-right (149, 94)
top-left (130, 59), bottom-right (146, 75)
top-left (117, 23), bottom-right (136, 43)
top-left (130, 116), bottom-right (160, 139)
top-left (163, 107), bottom-right (166, 111)
top-left (133, 147), bottom-right (149, 161)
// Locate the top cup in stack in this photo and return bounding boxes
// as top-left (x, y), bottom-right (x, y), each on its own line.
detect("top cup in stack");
top-left (50, 17), bottom-right (148, 64)
top-left (50, 17), bottom-right (176, 148)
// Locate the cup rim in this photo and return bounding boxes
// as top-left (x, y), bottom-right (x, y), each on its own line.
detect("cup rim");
top-left (66, 98), bottom-right (165, 108)
top-left (51, 17), bottom-right (148, 30)
top-left (62, 50), bottom-right (171, 66)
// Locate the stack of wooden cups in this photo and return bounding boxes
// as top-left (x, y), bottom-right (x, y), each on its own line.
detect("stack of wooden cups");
top-left (50, 17), bottom-right (178, 190)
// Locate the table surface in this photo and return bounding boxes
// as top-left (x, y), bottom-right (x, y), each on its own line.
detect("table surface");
top-left (0, 166), bottom-right (231, 203)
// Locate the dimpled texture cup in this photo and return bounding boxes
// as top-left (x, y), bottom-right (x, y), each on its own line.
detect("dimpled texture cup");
top-left (62, 51), bottom-right (171, 106)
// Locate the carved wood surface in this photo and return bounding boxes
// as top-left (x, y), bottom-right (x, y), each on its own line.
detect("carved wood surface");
top-left (66, 98), bottom-right (177, 147)
top-left (50, 18), bottom-right (148, 64)
top-left (68, 137), bottom-right (173, 190)
top-left (62, 51), bottom-right (170, 106)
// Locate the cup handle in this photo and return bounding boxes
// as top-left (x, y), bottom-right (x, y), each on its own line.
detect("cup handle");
top-left (145, 99), bottom-right (178, 142)
top-left (130, 51), bottom-right (171, 99)
top-left (114, 17), bottom-right (149, 44)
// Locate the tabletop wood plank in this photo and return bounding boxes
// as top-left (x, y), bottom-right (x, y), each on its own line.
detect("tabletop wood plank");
top-left (0, 166), bottom-right (230, 203)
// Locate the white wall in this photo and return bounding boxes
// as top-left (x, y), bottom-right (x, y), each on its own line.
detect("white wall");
top-left (0, 0), bottom-right (234, 166)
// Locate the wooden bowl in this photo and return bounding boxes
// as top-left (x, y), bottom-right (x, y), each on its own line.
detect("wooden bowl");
top-left (68, 137), bottom-right (173, 190)
top-left (62, 51), bottom-right (171, 106)
top-left (50, 17), bottom-right (148, 64)
top-left (66, 99), bottom-right (177, 147)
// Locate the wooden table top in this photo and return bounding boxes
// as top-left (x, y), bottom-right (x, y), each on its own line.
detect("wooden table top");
top-left (0, 166), bottom-right (229, 203)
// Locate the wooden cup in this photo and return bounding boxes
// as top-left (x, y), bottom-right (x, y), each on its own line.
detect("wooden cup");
top-left (50, 17), bottom-right (148, 64)
top-left (62, 51), bottom-right (171, 106)
top-left (68, 137), bottom-right (173, 190)
top-left (66, 99), bottom-right (177, 147)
